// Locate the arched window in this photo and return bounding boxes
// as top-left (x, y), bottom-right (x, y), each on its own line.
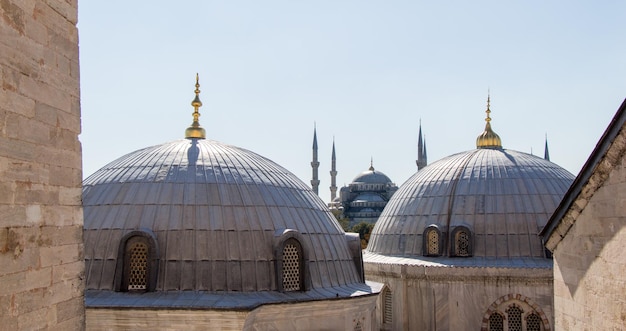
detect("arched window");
top-left (488, 312), bottom-right (504, 331)
top-left (382, 287), bottom-right (393, 325)
top-left (423, 225), bottom-right (442, 257)
top-left (526, 313), bottom-right (541, 331)
top-left (482, 295), bottom-right (550, 331)
top-left (506, 305), bottom-right (523, 331)
top-left (115, 230), bottom-right (159, 292)
top-left (281, 238), bottom-right (303, 292)
top-left (451, 226), bottom-right (472, 257)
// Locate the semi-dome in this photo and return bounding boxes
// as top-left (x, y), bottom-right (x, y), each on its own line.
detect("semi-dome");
top-left (83, 76), bottom-right (365, 295)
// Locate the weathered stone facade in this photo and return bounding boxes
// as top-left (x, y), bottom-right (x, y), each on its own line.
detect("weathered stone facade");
top-left (365, 259), bottom-right (554, 330)
top-left (0, 0), bottom-right (84, 329)
top-left (543, 100), bottom-right (626, 330)
top-left (86, 295), bottom-right (378, 330)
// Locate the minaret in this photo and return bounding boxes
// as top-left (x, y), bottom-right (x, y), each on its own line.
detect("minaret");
top-left (329, 138), bottom-right (338, 201)
top-left (416, 120), bottom-right (428, 170)
top-left (185, 73), bottom-right (206, 139)
top-left (544, 134), bottom-right (550, 161)
top-left (311, 124), bottom-right (320, 195)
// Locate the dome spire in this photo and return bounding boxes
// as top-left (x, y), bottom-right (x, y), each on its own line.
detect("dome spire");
top-left (369, 157), bottom-right (375, 171)
top-left (476, 93), bottom-right (502, 149)
top-left (185, 73), bottom-right (206, 139)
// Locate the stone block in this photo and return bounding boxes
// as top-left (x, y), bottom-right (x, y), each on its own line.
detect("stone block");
top-left (52, 259), bottom-right (83, 284)
top-left (40, 243), bottom-right (81, 267)
top-left (0, 205), bottom-right (27, 228)
top-left (42, 205), bottom-right (82, 226)
top-left (41, 225), bottom-right (82, 246)
top-left (0, 0), bottom-right (25, 34)
top-left (56, 296), bottom-right (83, 322)
top-left (58, 186), bottom-right (81, 206)
top-left (0, 267), bottom-right (51, 296)
top-left (0, 87), bottom-right (35, 118)
top-left (14, 286), bottom-right (47, 315)
top-left (46, 166), bottom-right (77, 187)
top-left (49, 315), bottom-right (84, 331)
top-left (44, 277), bottom-right (82, 305)
top-left (17, 306), bottom-right (49, 330)
top-left (44, 0), bottom-right (77, 24)
top-left (25, 204), bottom-right (42, 224)
top-left (0, 137), bottom-right (37, 163)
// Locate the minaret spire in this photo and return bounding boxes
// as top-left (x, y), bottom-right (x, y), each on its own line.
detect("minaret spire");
top-left (416, 119), bottom-right (428, 170)
top-left (310, 123), bottom-right (320, 195)
top-left (329, 137), bottom-right (338, 201)
top-left (185, 73), bottom-right (206, 139)
top-left (544, 133), bottom-right (550, 161)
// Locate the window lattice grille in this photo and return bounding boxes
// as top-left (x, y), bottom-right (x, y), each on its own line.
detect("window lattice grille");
top-left (488, 312), bottom-right (504, 331)
top-left (383, 289), bottom-right (393, 324)
top-left (282, 243), bottom-right (301, 291)
top-left (128, 242), bottom-right (148, 290)
top-left (456, 230), bottom-right (470, 256)
top-left (526, 313), bottom-right (541, 331)
top-left (427, 229), bottom-right (439, 255)
top-left (507, 305), bottom-right (523, 331)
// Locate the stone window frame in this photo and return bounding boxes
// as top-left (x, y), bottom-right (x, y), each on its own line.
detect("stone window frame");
top-left (422, 224), bottom-right (444, 257)
top-left (114, 229), bottom-right (159, 292)
top-left (481, 294), bottom-right (551, 331)
top-left (381, 285), bottom-right (393, 327)
top-left (450, 225), bottom-right (473, 257)
top-left (274, 229), bottom-right (310, 292)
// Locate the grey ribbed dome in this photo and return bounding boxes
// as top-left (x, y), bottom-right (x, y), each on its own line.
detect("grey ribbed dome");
top-left (83, 138), bottom-right (361, 292)
top-left (366, 148), bottom-right (575, 259)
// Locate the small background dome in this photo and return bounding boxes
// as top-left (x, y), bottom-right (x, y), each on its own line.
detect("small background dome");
top-left (366, 148), bottom-right (575, 259)
top-left (352, 167), bottom-right (393, 184)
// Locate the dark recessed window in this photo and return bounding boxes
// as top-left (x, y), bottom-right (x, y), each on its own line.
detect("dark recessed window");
top-left (115, 231), bottom-right (158, 292)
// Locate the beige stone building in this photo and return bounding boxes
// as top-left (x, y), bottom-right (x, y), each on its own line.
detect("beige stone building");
top-left (0, 0), bottom-right (84, 330)
top-left (542, 99), bottom-right (626, 330)
top-left (364, 99), bottom-right (575, 331)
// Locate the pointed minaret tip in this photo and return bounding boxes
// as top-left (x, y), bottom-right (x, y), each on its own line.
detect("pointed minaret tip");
top-left (185, 73), bottom-right (206, 139)
top-left (544, 133), bottom-right (551, 161)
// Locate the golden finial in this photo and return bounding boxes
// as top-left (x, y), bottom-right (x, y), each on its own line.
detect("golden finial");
top-left (476, 93), bottom-right (502, 149)
top-left (185, 73), bottom-right (206, 139)
top-left (369, 157), bottom-right (375, 171)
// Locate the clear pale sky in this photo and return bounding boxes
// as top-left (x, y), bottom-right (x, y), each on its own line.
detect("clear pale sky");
top-left (79, 1), bottom-right (626, 203)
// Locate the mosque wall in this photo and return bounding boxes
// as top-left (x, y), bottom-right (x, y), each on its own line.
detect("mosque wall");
top-left (0, 0), bottom-right (84, 329)
top-left (366, 262), bottom-right (554, 331)
top-left (550, 128), bottom-right (626, 330)
top-left (86, 295), bottom-right (378, 330)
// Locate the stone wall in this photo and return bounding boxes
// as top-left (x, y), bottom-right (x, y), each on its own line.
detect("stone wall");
top-left (551, 129), bottom-right (626, 330)
top-left (366, 262), bottom-right (553, 331)
top-left (0, 0), bottom-right (84, 329)
top-left (86, 296), bottom-right (378, 330)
